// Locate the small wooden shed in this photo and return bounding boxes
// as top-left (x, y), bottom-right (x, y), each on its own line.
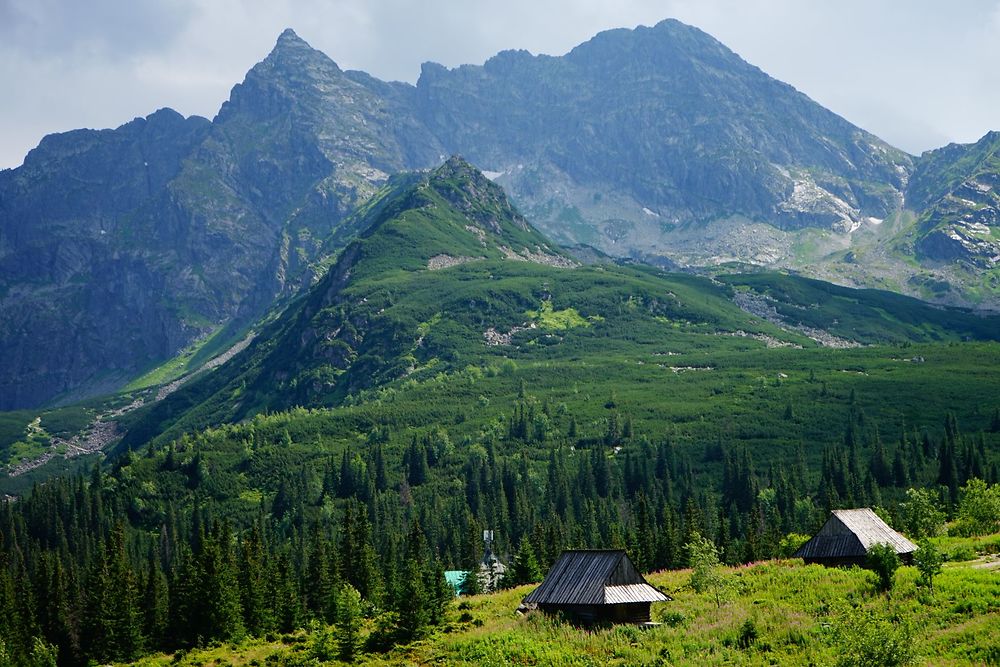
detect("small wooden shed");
top-left (794, 508), bottom-right (918, 567)
top-left (522, 550), bottom-right (669, 624)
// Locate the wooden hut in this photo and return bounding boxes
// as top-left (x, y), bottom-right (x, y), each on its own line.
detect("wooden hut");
top-left (794, 508), bottom-right (918, 566)
top-left (521, 550), bottom-right (669, 624)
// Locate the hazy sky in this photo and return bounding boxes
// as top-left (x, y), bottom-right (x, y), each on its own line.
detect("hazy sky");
top-left (2, 0), bottom-right (1000, 169)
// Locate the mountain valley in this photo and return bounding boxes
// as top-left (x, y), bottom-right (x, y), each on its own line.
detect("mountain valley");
top-left (2, 16), bottom-right (1000, 667)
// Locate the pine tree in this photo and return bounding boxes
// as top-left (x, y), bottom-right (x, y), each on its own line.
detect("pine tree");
top-left (340, 501), bottom-right (380, 601)
top-left (239, 524), bottom-right (275, 637)
top-left (143, 549), bottom-right (170, 650)
top-left (892, 447), bottom-right (909, 487)
top-left (869, 430), bottom-right (891, 486)
top-left (396, 558), bottom-right (429, 641)
top-left (592, 448), bottom-right (611, 498)
top-left (169, 545), bottom-right (202, 646)
top-left (39, 554), bottom-right (79, 665)
top-left (199, 526), bottom-right (244, 643)
top-left (337, 585), bottom-right (362, 662)
top-left (305, 524), bottom-right (337, 622)
top-left (273, 554), bottom-right (304, 633)
top-left (425, 563), bottom-right (452, 627)
top-left (374, 444), bottom-right (389, 492)
top-left (509, 539), bottom-right (542, 585)
top-left (634, 493), bottom-right (656, 572)
top-left (84, 525), bottom-right (142, 663)
top-left (604, 412), bottom-right (621, 446)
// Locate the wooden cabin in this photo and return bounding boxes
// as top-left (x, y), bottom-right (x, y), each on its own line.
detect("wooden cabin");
top-left (521, 550), bottom-right (669, 624)
top-left (794, 508), bottom-right (918, 567)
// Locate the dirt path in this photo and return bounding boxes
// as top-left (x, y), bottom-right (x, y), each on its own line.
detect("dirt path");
top-left (970, 554), bottom-right (1000, 570)
top-left (6, 333), bottom-right (254, 478)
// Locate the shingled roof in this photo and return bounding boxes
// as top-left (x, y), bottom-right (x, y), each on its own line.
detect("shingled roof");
top-left (794, 508), bottom-right (918, 560)
top-left (522, 550), bottom-right (669, 605)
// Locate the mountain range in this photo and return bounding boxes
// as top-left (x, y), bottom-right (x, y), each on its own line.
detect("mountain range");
top-left (2, 19), bottom-right (999, 410)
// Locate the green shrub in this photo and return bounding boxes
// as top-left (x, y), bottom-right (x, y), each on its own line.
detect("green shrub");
top-left (946, 545), bottom-right (976, 562)
top-left (914, 539), bottom-right (943, 591)
top-left (954, 479), bottom-right (1000, 536)
top-left (833, 605), bottom-right (914, 667)
top-left (777, 533), bottom-right (810, 558)
top-left (737, 618), bottom-right (760, 650)
top-left (867, 543), bottom-right (900, 593)
top-left (659, 610), bottom-right (686, 627)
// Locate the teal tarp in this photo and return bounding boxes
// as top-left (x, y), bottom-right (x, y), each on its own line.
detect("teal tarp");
top-left (444, 570), bottom-right (467, 596)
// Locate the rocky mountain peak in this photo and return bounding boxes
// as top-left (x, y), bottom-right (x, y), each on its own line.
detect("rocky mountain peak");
top-left (277, 27), bottom-right (304, 44)
top-left (265, 27), bottom-right (335, 69)
top-left (215, 27), bottom-right (345, 124)
top-left (566, 17), bottom-right (734, 70)
top-left (427, 156), bottom-right (530, 233)
top-left (431, 155), bottom-right (488, 186)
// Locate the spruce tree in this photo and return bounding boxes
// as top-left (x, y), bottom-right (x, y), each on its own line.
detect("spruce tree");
top-left (199, 527), bottom-right (245, 642)
top-left (337, 585), bottom-right (362, 662)
top-left (510, 540), bottom-right (542, 585)
top-left (459, 568), bottom-right (481, 596)
top-left (396, 558), bottom-right (429, 641)
top-left (85, 525), bottom-right (142, 663)
top-left (425, 563), bottom-right (452, 627)
top-left (239, 525), bottom-right (275, 637)
top-left (143, 549), bottom-right (170, 651)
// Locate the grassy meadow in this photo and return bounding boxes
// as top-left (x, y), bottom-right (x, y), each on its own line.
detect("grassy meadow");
top-left (128, 534), bottom-right (1000, 667)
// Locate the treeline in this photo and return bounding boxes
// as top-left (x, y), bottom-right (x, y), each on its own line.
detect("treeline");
top-left (0, 396), bottom-right (997, 664)
top-left (0, 469), bottom-right (451, 665)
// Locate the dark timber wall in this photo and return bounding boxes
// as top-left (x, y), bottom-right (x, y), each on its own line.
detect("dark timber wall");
top-left (539, 602), bottom-right (652, 625)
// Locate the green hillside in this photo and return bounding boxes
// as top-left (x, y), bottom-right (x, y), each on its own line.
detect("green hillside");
top-left (721, 272), bottom-right (1000, 343)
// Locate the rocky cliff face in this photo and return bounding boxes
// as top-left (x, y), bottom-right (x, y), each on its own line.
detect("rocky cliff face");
top-left (904, 132), bottom-right (1000, 268)
top-left (0, 30), bottom-right (440, 410)
top-left (0, 109), bottom-right (213, 408)
top-left (415, 20), bottom-right (912, 244)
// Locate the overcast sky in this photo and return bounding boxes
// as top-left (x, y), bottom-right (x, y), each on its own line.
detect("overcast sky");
top-left (2, 0), bottom-right (1000, 169)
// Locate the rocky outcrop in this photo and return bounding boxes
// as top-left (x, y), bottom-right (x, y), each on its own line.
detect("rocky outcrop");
top-left (0, 109), bottom-right (212, 408)
top-left (906, 132), bottom-right (1000, 268)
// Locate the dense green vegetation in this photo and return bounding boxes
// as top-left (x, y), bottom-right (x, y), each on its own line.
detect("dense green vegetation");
top-left (1, 358), bottom-right (998, 664)
top-left (721, 273), bottom-right (1000, 343)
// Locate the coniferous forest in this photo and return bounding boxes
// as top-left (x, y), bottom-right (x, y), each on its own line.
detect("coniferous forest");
top-left (2, 374), bottom-right (998, 665)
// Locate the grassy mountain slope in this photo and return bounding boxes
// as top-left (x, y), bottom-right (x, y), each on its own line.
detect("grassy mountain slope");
top-left (7, 159), bottom-right (1000, 479)
top-left (114, 159), bottom-right (1000, 450)
top-left (115, 156), bottom-right (798, 448)
top-left (132, 537), bottom-right (1000, 666)
top-left (722, 272), bottom-right (1000, 343)
top-left (6, 20), bottom-right (1000, 411)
